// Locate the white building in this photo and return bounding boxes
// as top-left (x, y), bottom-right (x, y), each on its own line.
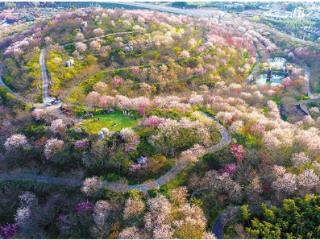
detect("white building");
top-left (264, 10), bottom-right (292, 20)
top-left (292, 7), bottom-right (305, 19)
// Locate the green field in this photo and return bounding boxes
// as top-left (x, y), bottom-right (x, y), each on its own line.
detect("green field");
top-left (79, 111), bottom-right (139, 134)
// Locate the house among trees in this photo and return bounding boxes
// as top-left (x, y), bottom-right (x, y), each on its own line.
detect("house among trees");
top-left (65, 58), bottom-right (74, 67)
top-left (137, 156), bottom-right (148, 165)
top-left (124, 44), bottom-right (134, 52)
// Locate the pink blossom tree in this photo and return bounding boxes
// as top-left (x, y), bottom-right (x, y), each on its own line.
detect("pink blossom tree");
top-left (120, 128), bottom-right (140, 152)
top-left (86, 91), bottom-right (101, 107)
top-left (123, 196), bottom-right (145, 220)
top-left (112, 76), bottom-right (124, 87)
top-left (50, 119), bottom-right (66, 134)
top-left (81, 176), bottom-right (103, 196)
top-left (75, 42), bottom-right (87, 53)
top-left (31, 108), bottom-right (47, 121)
top-left (89, 40), bottom-right (101, 52)
top-left (230, 143), bottom-right (245, 162)
top-left (44, 138), bottom-right (64, 160)
top-left (4, 134), bottom-right (28, 152)
top-left (141, 116), bottom-right (166, 127)
top-left (74, 139), bottom-right (89, 151)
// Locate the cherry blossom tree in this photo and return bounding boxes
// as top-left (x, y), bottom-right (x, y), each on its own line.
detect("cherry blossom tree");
top-left (123, 196), bottom-right (145, 220)
top-left (0, 224), bottom-right (18, 239)
top-left (44, 138), bottom-right (64, 160)
top-left (120, 128), bottom-right (140, 152)
top-left (4, 134), bottom-right (28, 152)
top-left (272, 172), bottom-right (297, 197)
top-left (144, 195), bottom-right (173, 239)
top-left (291, 152), bottom-right (310, 167)
top-left (180, 50), bottom-right (190, 58)
top-left (93, 82), bottom-right (109, 94)
top-left (112, 76), bottom-right (124, 87)
top-left (86, 91), bottom-right (101, 107)
top-left (229, 120), bottom-right (244, 134)
top-left (75, 42), bottom-right (87, 53)
top-left (189, 93), bottom-right (204, 105)
top-left (149, 118), bottom-right (210, 155)
top-left (50, 119), bottom-right (66, 134)
top-left (93, 28), bottom-right (104, 36)
top-left (74, 139), bottom-right (89, 151)
top-left (91, 200), bottom-right (114, 238)
top-left (81, 176), bottom-right (103, 196)
top-left (141, 116), bottom-right (166, 127)
top-left (297, 169), bottom-right (319, 193)
top-left (230, 144), bottom-right (244, 162)
top-left (198, 170), bottom-right (243, 203)
top-left (179, 144), bottom-right (206, 163)
top-left (90, 40), bottom-right (101, 52)
top-left (31, 108), bottom-right (47, 121)
top-left (118, 227), bottom-right (140, 239)
top-left (75, 32), bottom-right (85, 42)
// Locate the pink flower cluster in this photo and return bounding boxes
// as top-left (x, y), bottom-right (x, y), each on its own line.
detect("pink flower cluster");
top-left (282, 77), bottom-right (292, 88)
top-left (120, 128), bottom-right (140, 152)
top-left (75, 201), bottom-right (94, 213)
top-left (4, 134), bottom-right (28, 152)
top-left (230, 144), bottom-right (244, 162)
top-left (141, 116), bottom-right (166, 127)
top-left (74, 139), bottom-right (89, 150)
top-left (131, 66), bottom-right (142, 75)
top-left (32, 108), bottom-right (47, 121)
top-left (220, 163), bottom-right (237, 176)
top-left (129, 163), bottom-right (142, 172)
top-left (0, 223), bottom-right (18, 239)
top-left (50, 119), bottom-right (66, 134)
top-left (112, 76), bottom-right (124, 87)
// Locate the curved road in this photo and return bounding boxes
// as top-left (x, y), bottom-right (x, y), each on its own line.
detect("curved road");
top-left (0, 113), bottom-right (231, 193)
top-left (0, 76), bottom-right (31, 104)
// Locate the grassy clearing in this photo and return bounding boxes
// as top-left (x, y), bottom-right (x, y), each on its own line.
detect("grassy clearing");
top-left (79, 111), bottom-right (139, 134)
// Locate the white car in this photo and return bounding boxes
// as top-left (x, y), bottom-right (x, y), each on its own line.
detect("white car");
top-left (45, 97), bottom-right (60, 106)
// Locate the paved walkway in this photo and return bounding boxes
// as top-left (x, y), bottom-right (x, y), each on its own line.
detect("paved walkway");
top-left (295, 63), bottom-right (320, 115)
top-left (62, 31), bottom-right (141, 47)
top-left (40, 48), bottom-right (49, 104)
top-left (0, 113), bottom-right (231, 193)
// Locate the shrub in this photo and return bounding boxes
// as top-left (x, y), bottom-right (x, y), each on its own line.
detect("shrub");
top-left (245, 195), bottom-right (320, 238)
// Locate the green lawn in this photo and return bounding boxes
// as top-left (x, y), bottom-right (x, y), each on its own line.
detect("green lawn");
top-left (79, 111), bottom-right (139, 134)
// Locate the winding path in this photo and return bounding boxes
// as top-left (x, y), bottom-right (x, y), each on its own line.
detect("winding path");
top-left (62, 31), bottom-right (142, 47)
top-left (294, 63), bottom-right (320, 116)
top-left (0, 113), bottom-right (231, 193)
top-left (0, 76), bottom-right (31, 104)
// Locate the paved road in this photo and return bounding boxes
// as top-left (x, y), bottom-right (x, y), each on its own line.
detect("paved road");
top-left (39, 48), bottom-right (49, 104)
top-left (110, 2), bottom-right (221, 18)
top-left (294, 63), bottom-right (320, 115)
top-left (0, 113), bottom-right (231, 193)
top-left (258, 22), bottom-right (320, 50)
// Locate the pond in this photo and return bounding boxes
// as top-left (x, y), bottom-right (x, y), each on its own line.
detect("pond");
top-left (268, 57), bottom-right (287, 70)
top-left (256, 73), bottom-right (285, 86)
top-left (256, 57), bottom-right (288, 86)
